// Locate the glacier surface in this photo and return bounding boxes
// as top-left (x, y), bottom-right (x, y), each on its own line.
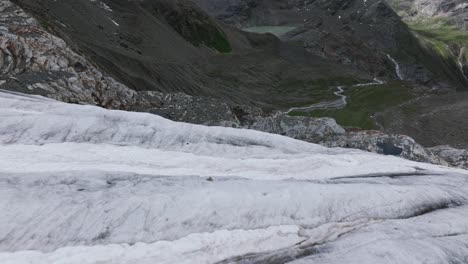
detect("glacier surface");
top-left (1, 90), bottom-right (468, 264)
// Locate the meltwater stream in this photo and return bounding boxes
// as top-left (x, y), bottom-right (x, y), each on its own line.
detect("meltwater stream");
top-left (286, 78), bottom-right (384, 114)
top-left (286, 86), bottom-right (346, 114)
top-left (386, 54), bottom-right (404, 80)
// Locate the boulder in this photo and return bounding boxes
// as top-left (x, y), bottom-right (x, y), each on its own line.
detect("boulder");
top-left (429, 145), bottom-right (468, 169)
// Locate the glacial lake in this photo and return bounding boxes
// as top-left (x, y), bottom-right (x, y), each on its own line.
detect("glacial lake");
top-left (242, 26), bottom-right (297, 37)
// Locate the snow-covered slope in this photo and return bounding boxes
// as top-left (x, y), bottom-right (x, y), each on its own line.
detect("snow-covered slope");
top-left (1, 90), bottom-right (468, 264)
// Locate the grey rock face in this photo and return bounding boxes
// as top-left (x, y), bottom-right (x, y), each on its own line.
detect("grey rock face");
top-left (388, 0), bottom-right (468, 17)
top-left (248, 113), bottom-right (346, 143)
top-left (321, 130), bottom-right (449, 166)
top-left (413, 0), bottom-right (465, 17)
top-left (0, 0), bottom-right (137, 109)
top-left (245, 114), bottom-right (449, 166)
top-left (388, 0), bottom-right (468, 30)
top-left (236, 105), bottom-right (450, 166)
top-left (429, 146), bottom-right (468, 169)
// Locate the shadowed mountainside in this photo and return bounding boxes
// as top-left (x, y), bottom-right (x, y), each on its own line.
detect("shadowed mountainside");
top-left (192, 0), bottom-right (468, 89)
top-left (10, 0), bottom-right (370, 110)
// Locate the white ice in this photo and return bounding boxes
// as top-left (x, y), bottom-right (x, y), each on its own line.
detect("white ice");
top-left (1, 90), bottom-right (468, 264)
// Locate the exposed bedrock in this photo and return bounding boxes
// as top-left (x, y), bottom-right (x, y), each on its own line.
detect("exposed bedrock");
top-left (0, 1), bottom-right (137, 109)
top-left (429, 146), bottom-right (468, 169)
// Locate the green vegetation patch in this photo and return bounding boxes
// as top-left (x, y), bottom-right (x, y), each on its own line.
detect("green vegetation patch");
top-left (273, 76), bottom-right (364, 106)
top-left (289, 81), bottom-right (414, 129)
top-left (409, 18), bottom-right (468, 45)
top-left (396, 17), bottom-right (468, 90)
top-left (188, 24), bottom-right (232, 53)
top-left (407, 18), bottom-right (468, 59)
top-left (147, 2), bottom-right (232, 53)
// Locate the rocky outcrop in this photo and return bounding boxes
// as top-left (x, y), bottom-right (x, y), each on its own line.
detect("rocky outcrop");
top-left (388, 0), bottom-right (468, 30)
top-left (386, 0), bottom-right (468, 83)
top-left (0, 1), bottom-right (137, 109)
top-left (247, 114), bottom-right (447, 166)
top-left (247, 113), bottom-right (346, 142)
top-left (429, 146), bottom-right (468, 169)
top-left (321, 130), bottom-right (449, 166)
top-left (416, 0), bottom-right (467, 19)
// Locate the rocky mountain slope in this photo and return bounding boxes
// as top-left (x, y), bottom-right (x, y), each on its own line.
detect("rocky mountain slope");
top-left (189, 0), bottom-right (468, 149)
top-left (387, 0), bottom-right (468, 78)
top-left (388, 0), bottom-right (468, 29)
top-left (375, 0), bottom-right (468, 148)
top-left (193, 0), bottom-right (468, 89)
top-left (0, 1), bottom-right (137, 108)
top-left (9, 0), bottom-right (370, 110)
